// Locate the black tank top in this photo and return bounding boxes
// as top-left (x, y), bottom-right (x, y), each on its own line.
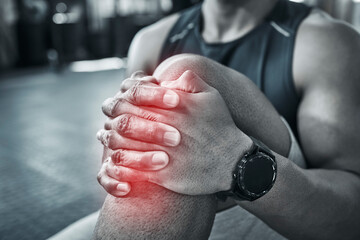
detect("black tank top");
top-left (159, 0), bottom-right (311, 136)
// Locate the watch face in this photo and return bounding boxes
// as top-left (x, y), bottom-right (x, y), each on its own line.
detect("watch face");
top-left (240, 153), bottom-right (276, 195)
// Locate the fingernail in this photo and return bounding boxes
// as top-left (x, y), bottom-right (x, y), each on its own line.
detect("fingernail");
top-left (152, 152), bottom-right (168, 166)
top-left (163, 131), bottom-right (181, 146)
top-left (163, 90), bottom-right (179, 107)
top-left (117, 183), bottom-right (130, 193)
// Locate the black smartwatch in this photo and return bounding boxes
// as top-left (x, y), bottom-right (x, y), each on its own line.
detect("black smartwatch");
top-left (217, 137), bottom-right (277, 201)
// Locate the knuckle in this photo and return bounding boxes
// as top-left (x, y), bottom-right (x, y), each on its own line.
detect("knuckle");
top-left (127, 81), bottom-right (144, 103)
top-left (96, 129), bottom-right (104, 141)
top-left (120, 78), bottom-right (131, 91)
top-left (106, 130), bottom-right (117, 149)
top-left (102, 97), bottom-right (128, 117)
top-left (128, 85), bottom-right (139, 102)
top-left (102, 98), bottom-right (116, 117)
top-left (112, 149), bottom-right (125, 165)
top-left (110, 97), bottom-right (126, 117)
top-left (116, 114), bottom-right (133, 135)
top-left (116, 97), bottom-right (127, 107)
top-left (98, 130), bottom-right (109, 147)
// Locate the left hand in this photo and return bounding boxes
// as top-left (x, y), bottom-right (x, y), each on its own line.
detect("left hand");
top-left (99, 70), bottom-right (253, 195)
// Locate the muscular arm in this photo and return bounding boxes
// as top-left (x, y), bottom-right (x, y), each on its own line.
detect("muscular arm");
top-left (254, 14), bottom-right (360, 239)
top-left (94, 12), bottom-right (360, 240)
top-left (166, 16), bottom-right (360, 239)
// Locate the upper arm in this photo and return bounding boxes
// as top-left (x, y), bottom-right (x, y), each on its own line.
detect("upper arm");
top-left (126, 13), bottom-right (180, 76)
top-left (294, 12), bottom-right (360, 174)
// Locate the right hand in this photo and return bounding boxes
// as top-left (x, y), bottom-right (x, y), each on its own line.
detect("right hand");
top-left (96, 71), bottom-right (181, 197)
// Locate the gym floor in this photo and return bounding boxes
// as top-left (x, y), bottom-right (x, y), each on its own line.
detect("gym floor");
top-left (0, 67), bottom-right (124, 239)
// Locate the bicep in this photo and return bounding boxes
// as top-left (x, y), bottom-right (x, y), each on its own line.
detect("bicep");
top-left (298, 81), bottom-right (360, 174)
top-left (295, 17), bottom-right (360, 174)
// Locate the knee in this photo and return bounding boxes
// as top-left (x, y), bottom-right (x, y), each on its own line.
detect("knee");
top-left (154, 54), bottom-right (210, 82)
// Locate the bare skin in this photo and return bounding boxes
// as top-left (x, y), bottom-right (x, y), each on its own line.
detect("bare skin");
top-left (94, 0), bottom-right (360, 239)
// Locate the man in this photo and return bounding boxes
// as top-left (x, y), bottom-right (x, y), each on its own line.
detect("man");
top-left (53, 0), bottom-right (360, 239)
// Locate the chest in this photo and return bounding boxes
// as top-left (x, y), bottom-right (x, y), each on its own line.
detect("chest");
top-left (164, 23), bottom-right (301, 134)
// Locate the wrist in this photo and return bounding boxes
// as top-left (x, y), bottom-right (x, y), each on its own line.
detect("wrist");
top-left (222, 129), bottom-right (254, 192)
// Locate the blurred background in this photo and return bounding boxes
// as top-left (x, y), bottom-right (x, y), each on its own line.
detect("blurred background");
top-left (0, 0), bottom-right (359, 239)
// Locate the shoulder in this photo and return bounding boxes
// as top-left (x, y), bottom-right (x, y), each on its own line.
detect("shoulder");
top-left (126, 13), bottom-right (181, 75)
top-left (299, 9), bottom-right (360, 54)
top-left (134, 13), bottom-right (181, 43)
top-left (293, 9), bottom-right (360, 93)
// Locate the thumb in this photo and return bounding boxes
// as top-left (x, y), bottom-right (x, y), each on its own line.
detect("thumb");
top-left (160, 70), bottom-right (211, 93)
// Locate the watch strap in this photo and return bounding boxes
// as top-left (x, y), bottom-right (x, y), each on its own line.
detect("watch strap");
top-left (216, 137), bottom-right (276, 201)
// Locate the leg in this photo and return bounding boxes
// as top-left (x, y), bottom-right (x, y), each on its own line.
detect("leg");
top-left (93, 54), bottom-right (291, 239)
top-left (49, 211), bottom-right (100, 240)
top-left (93, 147), bottom-right (217, 240)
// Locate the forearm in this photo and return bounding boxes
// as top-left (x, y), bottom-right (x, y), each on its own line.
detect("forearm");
top-left (93, 148), bottom-right (217, 239)
top-left (241, 154), bottom-right (360, 240)
top-left (155, 54), bottom-right (360, 239)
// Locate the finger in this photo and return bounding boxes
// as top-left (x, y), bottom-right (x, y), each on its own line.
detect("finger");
top-left (98, 173), bottom-right (131, 197)
top-left (111, 149), bottom-right (169, 171)
top-left (104, 100), bottom-right (164, 123)
top-left (160, 70), bottom-right (212, 93)
top-left (111, 114), bottom-right (181, 147)
top-left (106, 159), bottom-right (156, 182)
top-left (97, 158), bottom-right (131, 197)
top-left (102, 86), bottom-right (178, 118)
top-left (120, 78), bottom-right (157, 93)
top-left (102, 97), bottom-right (118, 117)
top-left (96, 129), bottom-right (164, 151)
top-left (124, 82), bottom-right (179, 108)
top-left (120, 75), bottom-right (157, 93)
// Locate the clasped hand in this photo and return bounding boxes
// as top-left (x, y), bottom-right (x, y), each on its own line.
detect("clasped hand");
top-left (97, 70), bottom-right (251, 197)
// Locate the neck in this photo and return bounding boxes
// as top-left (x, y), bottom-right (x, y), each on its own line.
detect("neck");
top-left (201, 0), bottom-right (279, 43)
